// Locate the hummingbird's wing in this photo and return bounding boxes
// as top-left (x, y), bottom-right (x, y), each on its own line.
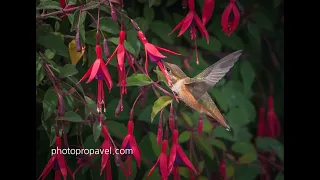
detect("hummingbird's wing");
top-left (184, 50), bottom-right (243, 100)
top-left (195, 50), bottom-right (242, 88)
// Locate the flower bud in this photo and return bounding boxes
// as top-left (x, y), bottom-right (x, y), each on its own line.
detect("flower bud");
top-left (75, 32), bottom-right (82, 53)
top-left (103, 38), bottom-right (110, 57)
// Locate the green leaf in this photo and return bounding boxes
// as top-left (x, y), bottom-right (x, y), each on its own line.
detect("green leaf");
top-left (143, 4), bottom-right (155, 23)
top-left (154, 67), bottom-right (168, 85)
top-left (151, 96), bottom-right (172, 122)
top-left (106, 121), bottom-right (127, 139)
top-left (49, 125), bottom-right (56, 146)
top-left (139, 132), bottom-right (160, 160)
top-left (226, 107), bottom-right (250, 128)
top-left (66, 76), bottom-right (84, 95)
top-left (81, 134), bottom-right (101, 173)
top-left (226, 164), bottom-right (234, 178)
top-left (148, 0), bottom-right (157, 7)
top-left (211, 89), bottom-right (229, 112)
top-left (235, 164), bottom-right (260, 180)
top-left (181, 112), bottom-right (194, 127)
top-left (59, 64), bottom-right (78, 78)
top-left (166, 0), bottom-right (178, 6)
top-left (232, 141), bottom-right (256, 154)
top-left (126, 73), bottom-right (153, 86)
top-left (58, 111), bottom-right (83, 122)
top-left (92, 121), bottom-right (102, 142)
top-left (36, 57), bottom-right (45, 86)
top-left (275, 173), bottom-right (284, 180)
top-left (178, 131), bottom-right (192, 143)
top-left (150, 21), bottom-right (174, 44)
top-left (71, 10), bottom-right (87, 31)
top-left (238, 153), bottom-right (257, 164)
top-left (215, 30), bottom-right (244, 50)
top-left (197, 36), bottom-right (222, 51)
top-left (211, 139), bottom-right (227, 151)
top-left (247, 23), bottom-right (260, 44)
top-left (36, 1), bottom-right (62, 10)
top-left (105, 99), bottom-right (130, 121)
top-left (251, 12), bottom-right (273, 31)
top-left (37, 33), bottom-right (69, 57)
top-left (43, 88), bottom-right (58, 120)
top-left (45, 49), bottom-right (56, 59)
top-left (212, 125), bottom-right (234, 141)
top-left (126, 29), bottom-right (141, 57)
top-left (93, 17), bottom-right (119, 34)
top-left (240, 61), bottom-right (255, 96)
top-left (255, 137), bottom-right (284, 161)
top-left (193, 133), bottom-right (214, 160)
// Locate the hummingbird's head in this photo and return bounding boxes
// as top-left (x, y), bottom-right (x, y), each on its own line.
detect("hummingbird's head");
top-left (162, 61), bottom-right (188, 84)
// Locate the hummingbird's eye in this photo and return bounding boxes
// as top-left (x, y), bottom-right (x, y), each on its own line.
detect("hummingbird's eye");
top-left (166, 67), bottom-right (170, 72)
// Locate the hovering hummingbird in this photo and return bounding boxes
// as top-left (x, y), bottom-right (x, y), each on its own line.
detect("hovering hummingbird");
top-left (163, 50), bottom-right (243, 131)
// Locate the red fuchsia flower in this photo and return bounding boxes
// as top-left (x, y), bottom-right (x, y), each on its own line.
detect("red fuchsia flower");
top-left (221, 0), bottom-right (240, 36)
top-left (168, 130), bottom-right (197, 179)
top-left (38, 137), bottom-right (74, 180)
top-left (202, 0), bottom-right (215, 26)
top-left (147, 140), bottom-right (169, 180)
top-left (59, 0), bottom-right (75, 18)
top-left (267, 96), bottom-right (281, 138)
top-left (77, 45), bottom-right (113, 113)
top-left (220, 155), bottom-right (226, 180)
top-left (136, 30), bottom-right (181, 87)
top-left (169, 0), bottom-right (209, 64)
top-left (257, 107), bottom-right (267, 137)
top-left (100, 125), bottom-right (113, 180)
top-left (120, 121), bottom-right (141, 177)
top-left (105, 30), bottom-right (136, 111)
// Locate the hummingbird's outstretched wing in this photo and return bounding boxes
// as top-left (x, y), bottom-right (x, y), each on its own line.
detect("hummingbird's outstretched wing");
top-left (184, 50), bottom-right (243, 100)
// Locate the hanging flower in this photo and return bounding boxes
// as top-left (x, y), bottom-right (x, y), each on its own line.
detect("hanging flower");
top-left (168, 130), bottom-right (197, 178)
top-left (59, 0), bottom-right (75, 18)
top-left (202, 0), bottom-right (215, 26)
top-left (169, 0), bottom-right (209, 64)
top-left (121, 121), bottom-right (141, 177)
top-left (221, 0), bottom-right (240, 36)
top-left (147, 140), bottom-right (169, 180)
top-left (100, 125), bottom-right (113, 180)
top-left (77, 45), bottom-right (113, 113)
top-left (38, 137), bottom-right (74, 180)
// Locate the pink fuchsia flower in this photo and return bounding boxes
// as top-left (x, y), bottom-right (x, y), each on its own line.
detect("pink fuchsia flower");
top-left (147, 140), bottom-right (169, 180)
top-left (168, 130), bottom-right (197, 178)
top-left (100, 125), bottom-right (113, 180)
top-left (59, 0), bottom-right (75, 18)
top-left (136, 30), bottom-right (181, 87)
top-left (77, 45), bottom-right (113, 113)
top-left (267, 96), bottom-right (281, 138)
top-left (121, 121), bottom-right (141, 178)
top-left (38, 137), bottom-right (74, 180)
top-left (221, 0), bottom-right (240, 36)
top-left (202, 0), bottom-right (215, 26)
top-left (169, 0), bottom-right (209, 64)
top-left (105, 30), bottom-right (136, 111)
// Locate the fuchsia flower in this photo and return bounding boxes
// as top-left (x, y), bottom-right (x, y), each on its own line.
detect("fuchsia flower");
top-left (59, 0), bottom-right (75, 18)
top-left (267, 96), bottom-right (280, 138)
top-left (77, 45), bottom-right (113, 113)
top-left (38, 137), bottom-right (74, 180)
top-left (221, 0), bottom-right (240, 36)
top-left (136, 30), bottom-right (181, 86)
top-left (169, 0), bottom-right (209, 64)
top-left (168, 130), bottom-right (197, 179)
top-left (100, 125), bottom-right (113, 180)
top-left (220, 156), bottom-right (226, 180)
top-left (202, 0), bottom-right (215, 26)
top-left (121, 121), bottom-right (141, 177)
top-left (147, 140), bottom-right (169, 180)
top-left (257, 107), bottom-right (267, 137)
top-left (105, 30), bottom-right (136, 111)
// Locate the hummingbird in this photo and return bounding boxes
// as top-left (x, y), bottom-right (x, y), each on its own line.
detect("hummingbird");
top-left (162, 50), bottom-right (243, 131)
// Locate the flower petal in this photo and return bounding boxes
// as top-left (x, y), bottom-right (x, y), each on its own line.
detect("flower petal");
top-left (221, 4), bottom-right (233, 36)
top-left (176, 145), bottom-right (197, 173)
top-left (57, 154), bottom-right (68, 180)
top-left (193, 13), bottom-right (209, 43)
top-left (38, 155), bottom-right (56, 180)
top-left (168, 20), bottom-right (184, 36)
top-left (145, 43), bottom-right (166, 58)
top-left (54, 170), bottom-right (61, 180)
top-left (168, 144), bottom-right (177, 174)
top-left (130, 137), bottom-right (141, 168)
top-left (100, 140), bottom-right (111, 175)
top-left (178, 12), bottom-right (194, 37)
top-left (100, 61), bottom-right (113, 91)
top-left (105, 46), bottom-right (119, 66)
top-left (86, 59), bottom-right (101, 83)
top-left (144, 50), bottom-right (149, 76)
top-left (202, 0), bottom-right (215, 26)
top-left (77, 66), bottom-right (92, 84)
top-left (147, 158), bottom-right (160, 180)
top-left (229, 5), bottom-right (240, 35)
top-left (159, 153), bottom-right (168, 180)
top-left (154, 45), bottom-right (181, 56)
top-left (125, 51), bottom-right (136, 72)
top-left (117, 45), bottom-right (125, 72)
